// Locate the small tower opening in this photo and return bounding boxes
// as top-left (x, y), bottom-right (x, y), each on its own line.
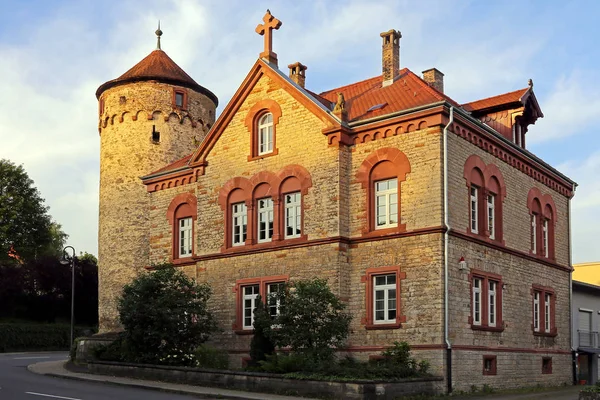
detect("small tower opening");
top-left (152, 125), bottom-right (160, 143)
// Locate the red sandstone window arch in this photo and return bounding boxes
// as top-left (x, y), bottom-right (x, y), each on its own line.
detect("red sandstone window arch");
top-left (245, 99), bottom-right (282, 160)
top-left (527, 187), bottom-right (556, 260)
top-left (356, 148), bottom-right (411, 235)
top-left (166, 193), bottom-right (198, 263)
top-left (172, 88), bottom-right (188, 110)
top-left (463, 155), bottom-right (506, 243)
top-left (218, 165), bottom-right (312, 250)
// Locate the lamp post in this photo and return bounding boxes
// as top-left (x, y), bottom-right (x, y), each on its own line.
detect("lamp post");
top-left (61, 246), bottom-right (76, 347)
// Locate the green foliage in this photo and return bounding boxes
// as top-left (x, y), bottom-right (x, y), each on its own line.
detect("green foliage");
top-left (0, 159), bottom-right (68, 263)
top-left (270, 278), bottom-right (351, 363)
top-left (117, 266), bottom-right (217, 365)
top-left (257, 353), bottom-right (309, 374)
top-left (249, 295), bottom-right (275, 367)
top-left (582, 382), bottom-right (600, 393)
top-left (194, 344), bottom-right (229, 369)
top-left (93, 335), bottom-right (128, 362)
top-left (0, 323), bottom-right (90, 352)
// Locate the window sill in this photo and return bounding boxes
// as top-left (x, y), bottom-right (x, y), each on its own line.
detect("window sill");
top-left (528, 251), bottom-right (556, 263)
top-left (248, 148), bottom-right (279, 161)
top-left (471, 324), bottom-right (504, 333)
top-left (533, 330), bottom-right (557, 338)
top-left (171, 257), bottom-right (195, 266)
top-left (234, 329), bottom-right (254, 336)
top-left (465, 230), bottom-right (505, 247)
top-left (365, 322), bottom-right (402, 330)
top-left (222, 235), bottom-right (308, 253)
top-left (362, 224), bottom-right (407, 238)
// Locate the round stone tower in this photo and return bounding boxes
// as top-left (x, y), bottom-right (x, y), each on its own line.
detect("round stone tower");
top-left (96, 29), bottom-right (218, 331)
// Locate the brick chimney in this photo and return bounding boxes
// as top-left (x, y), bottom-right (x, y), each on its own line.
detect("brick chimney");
top-left (422, 68), bottom-right (444, 93)
top-left (288, 62), bottom-right (307, 88)
top-left (380, 29), bottom-right (401, 87)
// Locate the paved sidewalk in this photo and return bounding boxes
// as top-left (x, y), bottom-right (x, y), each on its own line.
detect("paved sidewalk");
top-left (450, 385), bottom-right (581, 400)
top-left (28, 360), bottom-right (315, 400)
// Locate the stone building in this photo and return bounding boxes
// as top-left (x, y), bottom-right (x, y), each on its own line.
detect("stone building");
top-left (573, 280), bottom-right (600, 385)
top-left (96, 12), bottom-right (577, 393)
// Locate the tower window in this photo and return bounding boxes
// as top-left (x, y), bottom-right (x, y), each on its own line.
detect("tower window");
top-left (152, 125), bottom-right (160, 143)
top-left (173, 90), bottom-right (187, 109)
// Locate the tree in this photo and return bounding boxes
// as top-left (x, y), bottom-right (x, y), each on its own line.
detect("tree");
top-left (249, 295), bottom-right (275, 367)
top-left (118, 266), bottom-right (217, 364)
top-left (271, 279), bottom-right (351, 363)
top-left (0, 159), bottom-right (67, 263)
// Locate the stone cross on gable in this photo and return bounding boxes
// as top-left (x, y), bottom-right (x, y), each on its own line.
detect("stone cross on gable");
top-left (255, 9), bottom-right (282, 66)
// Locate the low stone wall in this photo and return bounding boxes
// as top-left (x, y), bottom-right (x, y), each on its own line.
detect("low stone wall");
top-left (75, 334), bottom-right (119, 363)
top-left (580, 391), bottom-right (600, 400)
top-left (87, 361), bottom-right (444, 399)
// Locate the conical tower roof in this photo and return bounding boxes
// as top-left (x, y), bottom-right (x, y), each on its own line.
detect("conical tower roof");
top-left (96, 49), bottom-right (218, 106)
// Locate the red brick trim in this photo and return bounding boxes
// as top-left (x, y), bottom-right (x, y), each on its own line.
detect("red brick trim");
top-left (483, 355), bottom-right (497, 375)
top-left (172, 88), bottom-right (188, 110)
top-left (166, 193), bottom-right (197, 262)
top-left (527, 187), bottom-right (556, 260)
top-left (531, 284), bottom-right (557, 337)
top-left (463, 154), bottom-right (506, 244)
top-left (245, 99), bottom-right (282, 160)
top-left (361, 266), bottom-right (407, 330)
top-left (232, 275), bottom-right (288, 333)
top-left (468, 269), bottom-right (504, 332)
top-left (356, 148), bottom-right (411, 235)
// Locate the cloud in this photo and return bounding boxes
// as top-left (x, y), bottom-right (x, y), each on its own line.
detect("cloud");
top-left (557, 152), bottom-right (600, 263)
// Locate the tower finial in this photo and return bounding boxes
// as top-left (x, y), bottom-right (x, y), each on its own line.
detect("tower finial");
top-left (155, 21), bottom-right (163, 50)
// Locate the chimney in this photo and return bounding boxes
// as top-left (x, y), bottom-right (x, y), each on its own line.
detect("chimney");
top-left (422, 68), bottom-right (444, 93)
top-left (288, 62), bottom-right (307, 88)
top-left (380, 29), bottom-right (401, 87)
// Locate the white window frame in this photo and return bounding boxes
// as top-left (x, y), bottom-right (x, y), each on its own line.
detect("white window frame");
top-left (258, 113), bottom-right (274, 155)
top-left (267, 282), bottom-right (284, 319)
top-left (542, 219), bottom-right (549, 257)
top-left (531, 214), bottom-right (537, 254)
top-left (487, 193), bottom-right (495, 240)
top-left (473, 277), bottom-right (482, 326)
top-left (284, 192), bottom-right (301, 239)
top-left (544, 293), bottom-right (551, 332)
top-left (373, 274), bottom-right (397, 324)
top-left (488, 280), bottom-right (497, 327)
top-left (178, 217), bottom-right (193, 258)
top-left (242, 284), bottom-right (260, 330)
top-left (470, 186), bottom-right (479, 234)
top-left (533, 291), bottom-right (540, 332)
top-left (232, 202), bottom-right (247, 246)
top-left (374, 178), bottom-right (398, 230)
top-left (257, 197), bottom-right (274, 243)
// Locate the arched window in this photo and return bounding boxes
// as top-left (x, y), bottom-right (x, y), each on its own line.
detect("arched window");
top-left (258, 113), bottom-right (273, 155)
top-left (356, 148), bottom-right (411, 235)
top-left (527, 187), bottom-right (556, 260)
top-left (281, 176), bottom-right (303, 239)
top-left (166, 193), bottom-right (197, 262)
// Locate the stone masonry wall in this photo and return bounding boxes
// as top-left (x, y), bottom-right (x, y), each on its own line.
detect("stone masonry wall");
top-left (98, 81), bottom-right (215, 331)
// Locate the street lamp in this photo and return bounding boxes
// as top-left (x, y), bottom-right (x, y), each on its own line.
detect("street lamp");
top-left (60, 246), bottom-right (76, 347)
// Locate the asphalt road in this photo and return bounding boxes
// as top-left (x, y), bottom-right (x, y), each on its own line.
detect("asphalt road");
top-left (0, 352), bottom-right (206, 400)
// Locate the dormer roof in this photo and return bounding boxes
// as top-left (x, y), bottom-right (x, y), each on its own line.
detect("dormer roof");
top-left (95, 49), bottom-right (218, 106)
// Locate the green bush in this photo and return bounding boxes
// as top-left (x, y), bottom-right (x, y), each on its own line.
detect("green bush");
top-left (117, 266), bottom-right (217, 365)
top-left (248, 295), bottom-right (275, 367)
top-left (0, 323), bottom-right (90, 352)
top-left (194, 344), bottom-right (229, 369)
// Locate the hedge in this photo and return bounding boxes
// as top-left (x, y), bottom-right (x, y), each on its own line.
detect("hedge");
top-left (0, 323), bottom-right (91, 352)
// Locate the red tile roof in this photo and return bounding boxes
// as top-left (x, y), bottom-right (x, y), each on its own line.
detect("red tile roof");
top-left (96, 50), bottom-right (218, 105)
top-left (319, 68), bottom-right (459, 122)
top-left (462, 87), bottom-right (529, 113)
top-left (147, 153), bottom-right (193, 176)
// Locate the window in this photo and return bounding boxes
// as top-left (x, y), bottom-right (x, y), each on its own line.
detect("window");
top-left (373, 274), bottom-right (397, 324)
top-left (487, 194), bottom-right (495, 240)
top-left (232, 202), bottom-right (247, 246)
top-left (469, 270), bottom-right (503, 331)
top-left (284, 192), bottom-right (301, 239)
top-left (527, 188), bottom-right (556, 259)
top-left (532, 285), bottom-right (556, 336)
top-left (470, 186), bottom-right (479, 234)
top-left (362, 266), bottom-right (406, 329)
top-left (375, 179), bottom-right (398, 229)
top-left (242, 284), bottom-right (260, 330)
top-left (356, 148), bottom-right (410, 236)
top-left (178, 217), bottom-right (192, 258)
top-left (483, 355), bottom-right (497, 376)
top-left (175, 92), bottom-right (184, 108)
top-left (173, 90), bottom-right (186, 109)
top-left (257, 198), bottom-right (274, 243)
top-left (542, 357), bottom-right (552, 374)
top-left (258, 113), bottom-right (274, 155)
top-left (234, 275), bottom-right (288, 333)
top-left (463, 155), bottom-right (505, 242)
top-left (166, 193), bottom-right (197, 262)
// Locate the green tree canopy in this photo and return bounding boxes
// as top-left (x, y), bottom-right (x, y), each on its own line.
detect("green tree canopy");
top-left (0, 159), bottom-right (67, 262)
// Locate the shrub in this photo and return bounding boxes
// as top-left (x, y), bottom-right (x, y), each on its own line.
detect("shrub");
top-left (117, 265), bottom-right (217, 365)
top-left (248, 295), bottom-right (275, 367)
top-left (194, 344), bottom-right (229, 369)
top-left (270, 279), bottom-right (351, 363)
top-left (0, 322), bottom-right (89, 352)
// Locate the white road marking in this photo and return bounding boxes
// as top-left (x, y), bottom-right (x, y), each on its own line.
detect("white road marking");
top-left (13, 356), bottom-right (51, 360)
top-left (25, 392), bottom-right (82, 400)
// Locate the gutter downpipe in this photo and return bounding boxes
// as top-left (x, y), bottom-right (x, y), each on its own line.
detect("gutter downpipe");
top-left (443, 106), bottom-right (454, 394)
top-left (569, 184), bottom-right (577, 385)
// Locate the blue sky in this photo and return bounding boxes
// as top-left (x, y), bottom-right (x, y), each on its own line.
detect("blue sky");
top-left (0, 0), bottom-right (598, 263)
